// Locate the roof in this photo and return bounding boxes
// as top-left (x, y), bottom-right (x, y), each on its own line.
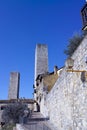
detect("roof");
top-left (36, 67), bottom-right (64, 81)
top-left (0, 99), bottom-right (35, 104)
top-left (36, 72), bottom-right (54, 81)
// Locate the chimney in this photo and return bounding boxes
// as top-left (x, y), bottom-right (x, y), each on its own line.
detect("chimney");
top-left (54, 66), bottom-right (58, 74)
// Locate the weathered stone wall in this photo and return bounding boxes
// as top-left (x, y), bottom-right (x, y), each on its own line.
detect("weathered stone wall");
top-left (8, 72), bottom-right (20, 99)
top-left (35, 44), bottom-right (48, 81)
top-left (41, 35), bottom-right (87, 130)
top-left (0, 104), bottom-right (7, 123)
top-left (16, 124), bottom-right (24, 130)
top-left (43, 73), bottom-right (58, 92)
top-left (0, 110), bottom-right (3, 122)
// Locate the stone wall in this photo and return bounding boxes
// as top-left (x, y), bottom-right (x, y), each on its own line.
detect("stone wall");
top-left (0, 103), bottom-right (7, 123)
top-left (8, 72), bottom-right (20, 99)
top-left (16, 124), bottom-right (24, 130)
top-left (35, 44), bottom-right (48, 81)
top-left (0, 110), bottom-right (3, 122)
top-left (41, 35), bottom-right (87, 130)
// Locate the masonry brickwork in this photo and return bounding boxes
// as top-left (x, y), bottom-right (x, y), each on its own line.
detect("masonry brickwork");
top-left (38, 35), bottom-right (87, 130)
top-left (35, 44), bottom-right (48, 81)
top-left (8, 72), bottom-right (20, 99)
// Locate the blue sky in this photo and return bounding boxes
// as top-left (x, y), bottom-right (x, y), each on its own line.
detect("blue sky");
top-left (0, 0), bottom-right (85, 99)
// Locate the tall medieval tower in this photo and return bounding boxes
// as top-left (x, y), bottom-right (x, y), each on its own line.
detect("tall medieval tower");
top-left (34, 44), bottom-right (48, 111)
top-left (35, 44), bottom-right (48, 81)
top-left (8, 72), bottom-right (20, 99)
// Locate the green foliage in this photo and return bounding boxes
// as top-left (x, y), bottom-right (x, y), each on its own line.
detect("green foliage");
top-left (64, 34), bottom-right (83, 57)
top-left (1, 123), bottom-right (15, 130)
top-left (2, 102), bottom-right (28, 124)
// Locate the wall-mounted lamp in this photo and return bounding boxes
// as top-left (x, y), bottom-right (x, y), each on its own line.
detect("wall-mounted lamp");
top-left (65, 58), bottom-right (86, 72)
top-left (65, 57), bottom-right (87, 83)
top-left (65, 58), bottom-right (74, 70)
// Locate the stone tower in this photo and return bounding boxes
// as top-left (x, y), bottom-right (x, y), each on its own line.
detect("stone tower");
top-left (8, 72), bottom-right (20, 99)
top-left (35, 44), bottom-right (48, 81)
top-left (34, 44), bottom-right (48, 111)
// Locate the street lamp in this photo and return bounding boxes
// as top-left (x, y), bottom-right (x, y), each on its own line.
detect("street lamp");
top-left (65, 57), bottom-right (87, 82)
top-left (65, 58), bottom-right (87, 72)
top-left (65, 57), bottom-right (74, 70)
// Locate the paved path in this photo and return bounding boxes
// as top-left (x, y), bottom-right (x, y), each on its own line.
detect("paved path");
top-left (21, 112), bottom-right (52, 130)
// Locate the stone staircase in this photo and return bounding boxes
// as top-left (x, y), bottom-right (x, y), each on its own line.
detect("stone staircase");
top-left (28, 112), bottom-right (49, 121)
top-left (16, 112), bottom-right (53, 130)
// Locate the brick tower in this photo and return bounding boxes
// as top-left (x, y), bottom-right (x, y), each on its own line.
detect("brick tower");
top-left (8, 72), bottom-right (20, 99)
top-left (34, 44), bottom-right (48, 81)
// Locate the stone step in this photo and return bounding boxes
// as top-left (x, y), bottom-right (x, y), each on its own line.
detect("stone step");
top-left (28, 112), bottom-right (49, 122)
top-left (28, 117), bottom-right (49, 121)
top-left (30, 112), bottom-right (43, 117)
top-left (23, 122), bottom-right (51, 130)
top-left (16, 122), bottom-right (53, 130)
top-left (16, 112), bottom-right (52, 130)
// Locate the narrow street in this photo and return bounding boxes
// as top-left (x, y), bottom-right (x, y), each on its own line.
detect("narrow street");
top-left (17, 112), bottom-right (52, 130)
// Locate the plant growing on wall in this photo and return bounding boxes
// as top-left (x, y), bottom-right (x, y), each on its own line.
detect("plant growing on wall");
top-left (64, 33), bottom-right (83, 57)
top-left (1, 123), bottom-right (15, 130)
